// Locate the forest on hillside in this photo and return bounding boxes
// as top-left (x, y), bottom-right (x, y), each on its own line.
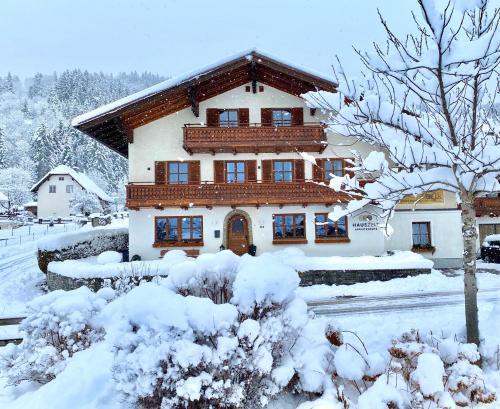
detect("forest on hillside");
top-left (0, 70), bottom-right (164, 207)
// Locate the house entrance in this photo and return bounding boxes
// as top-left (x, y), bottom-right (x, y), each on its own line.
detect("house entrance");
top-left (227, 214), bottom-right (249, 255)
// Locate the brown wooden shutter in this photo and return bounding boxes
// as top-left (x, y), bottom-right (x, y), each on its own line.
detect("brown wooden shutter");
top-left (188, 161), bottom-right (201, 184)
top-left (214, 160), bottom-right (225, 183)
top-left (294, 159), bottom-right (305, 181)
top-left (291, 108), bottom-right (304, 126)
top-left (313, 159), bottom-right (325, 182)
top-left (261, 160), bottom-right (273, 182)
top-left (155, 161), bottom-right (166, 184)
top-left (344, 158), bottom-right (355, 178)
top-left (261, 108), bottom-right (273, 126)
top-left (245, 160), bottom-right (257, 182)
top-left (206, 109), bottom-right (219, 127)
top-left (238, 108), bottom-right (249, 126)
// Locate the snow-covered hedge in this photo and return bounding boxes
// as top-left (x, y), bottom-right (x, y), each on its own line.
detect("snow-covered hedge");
top-left (37, 227), bottom-right (128, 273)
top-left (0, 287), bottom-right (114, 385)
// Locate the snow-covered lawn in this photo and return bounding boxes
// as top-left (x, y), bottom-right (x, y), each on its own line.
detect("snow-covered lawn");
top-left (0, 222), bottom-right (79, 249)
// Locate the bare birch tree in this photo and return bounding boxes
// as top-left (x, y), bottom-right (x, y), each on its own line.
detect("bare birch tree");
top-left (305, 0), bottom-right (500, 345)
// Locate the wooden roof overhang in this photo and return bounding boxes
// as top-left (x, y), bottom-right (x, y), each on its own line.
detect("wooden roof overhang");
top-left (72, 51), bottom-right (337, 158)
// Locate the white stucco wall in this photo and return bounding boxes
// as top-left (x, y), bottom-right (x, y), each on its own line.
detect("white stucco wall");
top-left (129, 205), bottom-right (386, 260)
top-left (36, 175), bottom-right (84, 218)
top-left (385, 210), bottom-right (464, 268)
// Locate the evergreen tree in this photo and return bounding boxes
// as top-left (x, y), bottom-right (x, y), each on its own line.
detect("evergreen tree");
top-left (28, 73), bottom-right (44, 98)
top-left (4, 73), bottom-right (14, 93)
top-left (0, 128), bottom-right (7, 169)
top-left (31, 123), bottom-right (57, 179)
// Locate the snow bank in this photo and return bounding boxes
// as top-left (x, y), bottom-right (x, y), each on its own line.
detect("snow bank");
top-left (272, 248), bottom-right (433, 271)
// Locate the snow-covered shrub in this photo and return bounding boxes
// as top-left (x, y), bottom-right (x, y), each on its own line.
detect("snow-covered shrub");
top-left (0, 286), bottom-right (114, 385)
top-left (381, 330), bottom-right (496, 407)
top-left (106, 253), bottom-right (337, 409)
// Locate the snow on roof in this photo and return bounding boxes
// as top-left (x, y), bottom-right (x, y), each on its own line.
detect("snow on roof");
top-left (30, 165), bottom-right (112, 202)
top-left (0, 191), bottom-right (7, 202)
top-left (72, 48), bottom-right (337, 127)
top-left (484, 234), bottom-right (500, 243)
top-left (23, 201), bottom-right (37, 207)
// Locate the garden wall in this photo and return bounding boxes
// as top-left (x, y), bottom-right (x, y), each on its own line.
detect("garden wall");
top-left (37, 227), bottom-right (128, 273)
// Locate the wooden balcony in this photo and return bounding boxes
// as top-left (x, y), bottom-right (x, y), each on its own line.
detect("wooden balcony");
top-left (127, 181), bottom-right (349, 209)
top-left (476, 197), bottom-right (500, 217)
top-left (183, 123), bottom-right (327, 155)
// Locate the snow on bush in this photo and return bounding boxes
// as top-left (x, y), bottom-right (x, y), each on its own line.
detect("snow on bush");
top-left (105, 252), bottom-right (338, 408)
top-left (0, 287), bottom-right (114, 385)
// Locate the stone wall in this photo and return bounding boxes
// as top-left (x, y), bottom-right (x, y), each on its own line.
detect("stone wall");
top-left (46, 270), bottom-right (165, 292)
top-left (299, 268), bottom-right (430, 286)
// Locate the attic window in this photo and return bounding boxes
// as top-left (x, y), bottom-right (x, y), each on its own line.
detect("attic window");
top-left (58, 176), bottom-right (64, 181)
top-left (272, 109), bottom-right (292, 127)
top-left (219, 110), bottom-right (239, 127)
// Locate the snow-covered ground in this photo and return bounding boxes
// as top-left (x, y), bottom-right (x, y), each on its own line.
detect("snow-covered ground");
top-left (0, 233), bottom-right (499, 408)
top-left (0, 222), bottom-right (79, 249)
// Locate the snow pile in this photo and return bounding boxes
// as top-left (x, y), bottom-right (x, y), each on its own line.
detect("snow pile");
top-left (272, 248), bottom-right (433, 271)
top-left (0, 287), bottom-right (114, 385)
top-left (96, 250), bottom-right (122, 265)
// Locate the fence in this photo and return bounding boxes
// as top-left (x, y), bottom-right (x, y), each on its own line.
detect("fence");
top-left (0, 223), bottom-right (79, 247)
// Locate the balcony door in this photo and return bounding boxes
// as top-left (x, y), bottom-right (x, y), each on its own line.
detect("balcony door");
top-left (227, 214), bottom-right (249, 255)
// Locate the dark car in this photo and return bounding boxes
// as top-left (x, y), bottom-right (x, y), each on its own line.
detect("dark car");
top-left (480, 235), bottom-right (500, 263)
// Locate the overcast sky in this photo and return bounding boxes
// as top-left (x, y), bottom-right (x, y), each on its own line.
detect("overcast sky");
top-left (0, 0), bottom-right (415, 79)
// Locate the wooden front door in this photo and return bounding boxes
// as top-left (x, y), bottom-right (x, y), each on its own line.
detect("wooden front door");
top-left (227, 214), bottom-right (249, 255)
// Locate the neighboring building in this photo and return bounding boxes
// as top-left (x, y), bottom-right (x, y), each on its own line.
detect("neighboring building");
top-left (475, 194), bottom-right (500, 245)
top-left (31, 165), bottom-right (112, 218)
top-left (73, 49), bottom-right (463, 267)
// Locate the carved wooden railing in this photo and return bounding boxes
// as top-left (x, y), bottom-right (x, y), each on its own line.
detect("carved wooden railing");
top-left (127, 181), bottom-right (349, 208)
top-left (183, 123), bottom-right (327, 154)
top-left (475, 197), bottom-right (500, 217)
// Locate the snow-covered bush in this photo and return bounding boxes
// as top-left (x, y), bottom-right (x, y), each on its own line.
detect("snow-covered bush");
top-left (380, 330), bottom-right (496, 408)
top-left (0, 286), bottom-right (114, 385)
top-left (106, 252), bottom-right (337, 409)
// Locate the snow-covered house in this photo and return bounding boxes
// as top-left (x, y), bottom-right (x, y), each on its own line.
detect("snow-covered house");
top-left (73, 49), bottom-right (463, 267)
top-left (30, 165), bottom-right (112, 218)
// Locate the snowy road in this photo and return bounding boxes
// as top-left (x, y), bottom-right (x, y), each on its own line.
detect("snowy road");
top-left (309, 286), bottom-right (500, 316)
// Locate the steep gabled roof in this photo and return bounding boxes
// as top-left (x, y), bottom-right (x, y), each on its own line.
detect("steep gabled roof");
top-left (30, 165), bottom-right (112, 202)
top-left (72, 49), bottom-right (338, 158)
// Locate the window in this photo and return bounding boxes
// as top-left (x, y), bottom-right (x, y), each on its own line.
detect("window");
top-left (271, 109), bottom-right (292, 126)
top-left (273, 160), bottom-right (293, 182)
top-left (412, 222), bottom-right (431, 246)
top-left (219, 109), bottom-right (239, 127)
top-left (315, 214), bottom-right (349, 241)
top-left (324, 159), bottom-right (344, 181)
top-left (168, 162), bottom-right (189, 184)
top-left (49, 185), bottom-right (56, 193)
top-left (226, 161), bottom-right (245, 183)
top-left (155, 216), bottom-right (203, 246)
top-left (58, 176), bottom-right (64, 181)
top-left (273, 214), bottom-right (306, 242)
top-left (66, 185), bottom-right (74, 193)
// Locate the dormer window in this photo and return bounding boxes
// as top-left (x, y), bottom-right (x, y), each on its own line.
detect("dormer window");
top-left (219, 110), bottom-right (239, 127)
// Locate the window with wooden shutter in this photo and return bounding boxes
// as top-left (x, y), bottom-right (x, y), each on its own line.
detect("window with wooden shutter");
top-left (293, 159), bottom-right (305, 181)
top-left (188, 161), bottom-right (201, 184)
top-left (238, 108), bottom-right (249, 126)
top-left (167, 161), bottom-right (189, 184)
top-left (155, 161), bottom-right (167, 184)
top-left (291, 108), bottom-right (304, 126)
top-left (246, 160), bottom-right (257, 182)
top-left (261, 108), bottom-right (273, 126)
top-left (214, 161), bottom-right (225, 183)
top-left (261, 160), bottom-right (273, 181)
top-left (206, 109), bottom-right (219, 127)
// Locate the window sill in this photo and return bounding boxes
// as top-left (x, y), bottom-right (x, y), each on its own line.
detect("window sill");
top-left (315, 238), bottom-right (351, 244)
top-left (153, 241), bottom-right (204, 248)
top-left (411, 246), bottom-right (435, 254)
top-left (272, 239), bottom-right (308, 245)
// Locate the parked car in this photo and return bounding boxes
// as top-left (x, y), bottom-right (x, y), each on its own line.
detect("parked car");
top-left (480, 234), bottom-right (500, 263)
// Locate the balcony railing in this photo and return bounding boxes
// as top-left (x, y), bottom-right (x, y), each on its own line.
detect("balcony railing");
top-left (182, 123), bottom-right (327, 154)
top-left (127, 181), bottom-right (349, 209)
top-left (476, 197), bottom-right (500, 217)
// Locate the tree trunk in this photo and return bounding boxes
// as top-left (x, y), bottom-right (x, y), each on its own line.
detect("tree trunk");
top-left (461, 193), bottom-right (480, 345)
